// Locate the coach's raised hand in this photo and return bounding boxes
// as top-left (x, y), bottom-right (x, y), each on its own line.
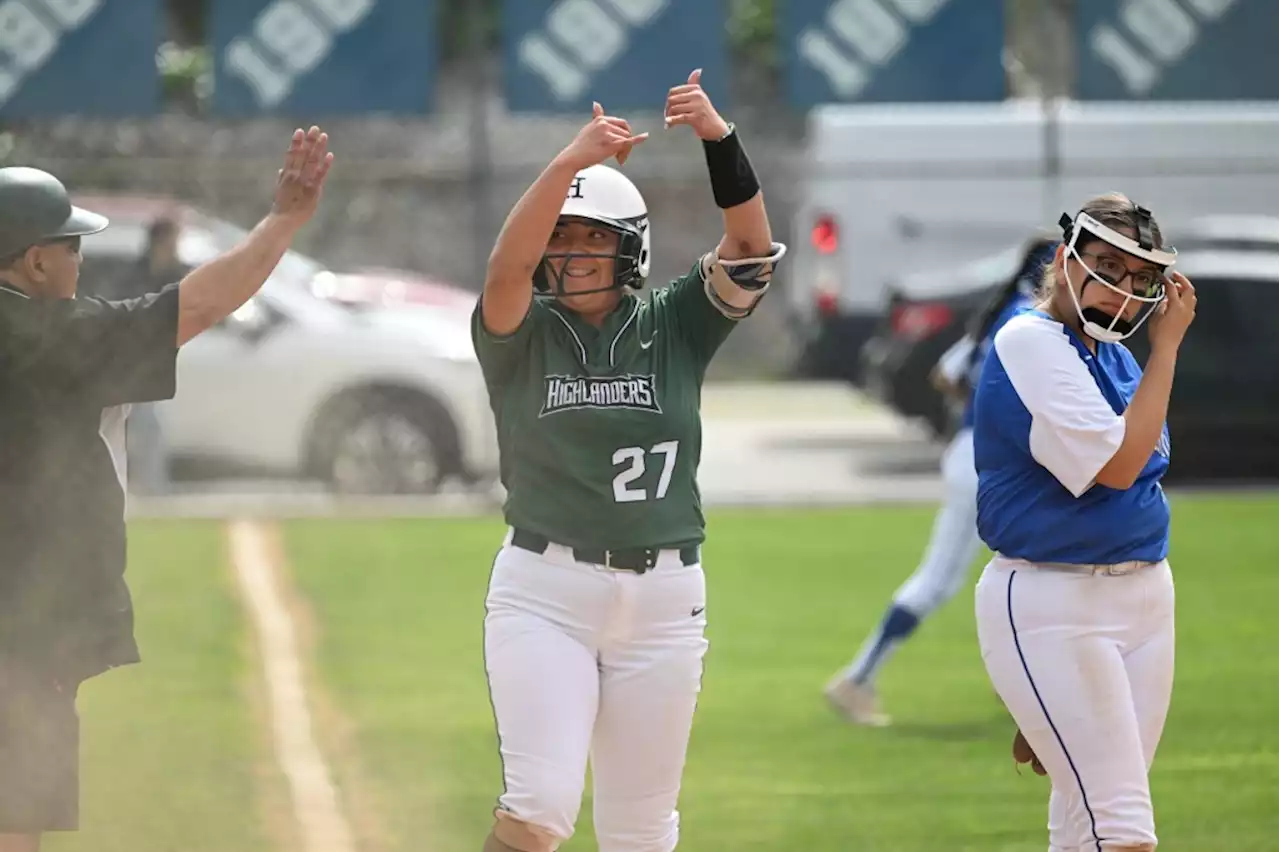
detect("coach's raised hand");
top-left (664, 69), bottom-right (732, 141)
top-left (272, 126), bottom-right (334, 229)
top-left (175, 126), bottom-right (335, 345)
top-left (557, 102), bottom-right (648, 170)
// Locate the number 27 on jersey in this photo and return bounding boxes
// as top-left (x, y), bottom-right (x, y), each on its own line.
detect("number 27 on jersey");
top-left (612, 440), bottom-right (679, 503)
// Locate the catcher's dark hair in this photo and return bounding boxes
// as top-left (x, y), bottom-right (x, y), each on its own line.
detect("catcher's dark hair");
top-left (1037, 192), bottom-right (1165, 302)
top-left (966, 235), bottom-right (1058, 344)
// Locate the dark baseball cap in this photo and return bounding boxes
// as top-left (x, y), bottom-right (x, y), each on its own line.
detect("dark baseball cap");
top-left (0, 167), bottom-right (108, 259)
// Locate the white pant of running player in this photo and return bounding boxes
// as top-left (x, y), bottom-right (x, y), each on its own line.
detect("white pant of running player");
top-left (895, 427), bottom-right (983, 614)
top-left (976, 555), bottom-right (1175, 851)
top-left (484, 530), bottom-right (708, 852)
top-left (840, 428), bottom-right (983, 687)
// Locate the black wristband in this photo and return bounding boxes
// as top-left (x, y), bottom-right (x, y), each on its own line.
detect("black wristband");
top-left (703, 124), bottom-right (760, 210)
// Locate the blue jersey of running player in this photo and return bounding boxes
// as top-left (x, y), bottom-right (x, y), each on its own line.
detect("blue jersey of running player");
top-left (972, 310), bottom-right (1171, 565)
top-left (960, 292), bottom-right (1033, 430)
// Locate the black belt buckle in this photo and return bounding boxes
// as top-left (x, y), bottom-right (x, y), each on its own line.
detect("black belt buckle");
top-left (598, 547), bottom-right (657, 574)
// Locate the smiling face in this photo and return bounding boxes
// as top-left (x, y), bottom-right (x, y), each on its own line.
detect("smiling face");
top-left (543, 217), bottom-right (622, 317)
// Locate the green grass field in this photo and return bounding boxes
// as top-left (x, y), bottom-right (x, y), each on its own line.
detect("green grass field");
top-left (56, 495), bottom-right (1279, 851)
top-left (46, 522), bottom-right (284, 852)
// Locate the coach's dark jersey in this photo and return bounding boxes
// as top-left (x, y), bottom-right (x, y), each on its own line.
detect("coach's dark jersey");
top-left (472, 260), bottom-right (738, 550)
top-left (0, 283), bottom-right (179, 681)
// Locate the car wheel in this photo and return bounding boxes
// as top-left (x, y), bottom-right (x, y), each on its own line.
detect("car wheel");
top-left (311, 390), bottom-right (459, 495)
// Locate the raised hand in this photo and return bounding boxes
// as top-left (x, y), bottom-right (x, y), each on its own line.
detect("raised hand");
top-left (664, 69), bottom-right (731, 141)
top-left (558, 102), bottom-right (649, 170)
top-left (272, 126), bottom-right (334, 228)
top-left (1147, 271), bottom-right (1197, 355)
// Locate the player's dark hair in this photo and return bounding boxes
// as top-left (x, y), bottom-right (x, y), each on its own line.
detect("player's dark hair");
top-left (968, 235), bottom-right (1057, 343)
top-left (1078, 192), bottom-right (1166, 250)
top-left (1036, 192), bottom-right (1165, 303)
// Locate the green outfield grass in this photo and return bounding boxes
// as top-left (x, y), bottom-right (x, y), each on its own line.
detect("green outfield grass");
top-left (46, 521), bottom-right (283, 852)
top-left (282, 494), bottom-right (1279, 851)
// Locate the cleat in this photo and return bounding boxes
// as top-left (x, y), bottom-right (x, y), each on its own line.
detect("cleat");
top-left (825, 674), bottom-right (892, 727)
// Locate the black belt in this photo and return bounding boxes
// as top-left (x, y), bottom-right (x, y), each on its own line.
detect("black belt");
top-left (510, 528), bottom-right (699, 574)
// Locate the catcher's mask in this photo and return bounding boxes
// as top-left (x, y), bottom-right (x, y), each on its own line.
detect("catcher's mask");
top-left (1058, 206), bottom-right (1176, 343)
top-left (534, 164), bottom-right (651, 298)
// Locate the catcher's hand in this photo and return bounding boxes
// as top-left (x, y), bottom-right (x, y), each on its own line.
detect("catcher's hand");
top-left (1012, 729), bottom-right (1047, 776)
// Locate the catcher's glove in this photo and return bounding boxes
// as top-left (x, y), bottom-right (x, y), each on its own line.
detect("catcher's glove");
top-left (1012, 729), bottom-right (1047, 776)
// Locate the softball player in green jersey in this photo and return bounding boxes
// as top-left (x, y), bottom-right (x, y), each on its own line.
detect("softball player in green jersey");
top-left (473, 70), bottom-right (786, 852)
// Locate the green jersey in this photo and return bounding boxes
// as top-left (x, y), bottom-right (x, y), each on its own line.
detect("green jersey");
top-left (472, 260), bottom-right (740, 551)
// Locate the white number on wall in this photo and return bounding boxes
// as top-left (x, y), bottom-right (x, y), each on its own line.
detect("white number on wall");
top-left (1090, 0), bottom-right (1242, 96)
top-left (1121, 0), bottom-right (1197, 64)
top-left (827, 0), bottom-right (908, 66)
top-left (797, 28), bottom-right (870, 97)
top-left (800, 0), bottom-right (957, 99)
top-left (0, 0), bottom-right (103, 106)
top-left (223, 0), bottom-right (379, 108)
top-left (307, 0), bottom-right (374, 30)
top-left (545, 0), bottom-right (627, 73)
top-left (39, 0), bottom-right (97, 28)
top-left (599, 0), bottom-right (668, 27)
top-left (1090, 23), bottom-right (1160, 95)
top-left (257, 1), bottom-right (331, 76)
top-left (889, 0), bottom-right (947, 24)
top-left (518, 0), bottom-right (671, 104)
top-left (0, 1), bottom-right (60, 74)
top-left (224, 37), bottom-right (293, 108)
top-left (1181, 0), bottom-right (1236, 18)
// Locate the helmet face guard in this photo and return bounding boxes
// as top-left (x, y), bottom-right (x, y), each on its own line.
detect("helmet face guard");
top-left (533, 214), bottom-right (647, 297)
top-left (1058, 207), bottom-right (1177, 343)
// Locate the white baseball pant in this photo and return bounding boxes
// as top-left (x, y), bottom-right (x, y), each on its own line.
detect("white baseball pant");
top-left (894, 427), bottom-right (984, 615)
top-left (483, 531), bottom-right (708, 852)
top-left (975, 555), bottom-right (1175, 851)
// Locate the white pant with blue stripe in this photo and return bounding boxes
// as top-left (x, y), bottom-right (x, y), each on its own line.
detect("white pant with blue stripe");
top-left (975, 555), bottom-right (1175, 851)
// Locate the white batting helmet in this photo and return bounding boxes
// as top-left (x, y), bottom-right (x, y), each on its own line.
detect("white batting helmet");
top-left (534, 164), bottom-right (651, 295)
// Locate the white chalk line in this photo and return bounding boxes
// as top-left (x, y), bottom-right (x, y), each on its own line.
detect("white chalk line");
top-left (229, 519), bottom-right (356, 852)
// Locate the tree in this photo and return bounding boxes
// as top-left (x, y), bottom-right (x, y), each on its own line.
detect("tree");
top-left (728, 0), bottom-right (776, 62)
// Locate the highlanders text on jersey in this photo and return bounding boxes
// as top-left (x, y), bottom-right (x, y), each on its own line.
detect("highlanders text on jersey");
top-left (472, 260), bottom-right (739, 551)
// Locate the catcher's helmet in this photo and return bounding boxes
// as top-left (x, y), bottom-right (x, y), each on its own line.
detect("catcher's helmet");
top-left (534, 164), bottom-right (650, 297)
top-left (0, 167), bottom-right (108, 260)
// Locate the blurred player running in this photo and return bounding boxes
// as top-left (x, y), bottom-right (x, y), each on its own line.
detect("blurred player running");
top-left (826, 237), bottom-right (1057, 726)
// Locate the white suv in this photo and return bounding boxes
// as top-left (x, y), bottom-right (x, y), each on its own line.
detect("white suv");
top-left (76, 197), bottom-right (498, 494)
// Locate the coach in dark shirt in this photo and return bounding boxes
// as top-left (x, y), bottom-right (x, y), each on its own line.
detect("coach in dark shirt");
top-left (0, 126), bottom-right (333, 851)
